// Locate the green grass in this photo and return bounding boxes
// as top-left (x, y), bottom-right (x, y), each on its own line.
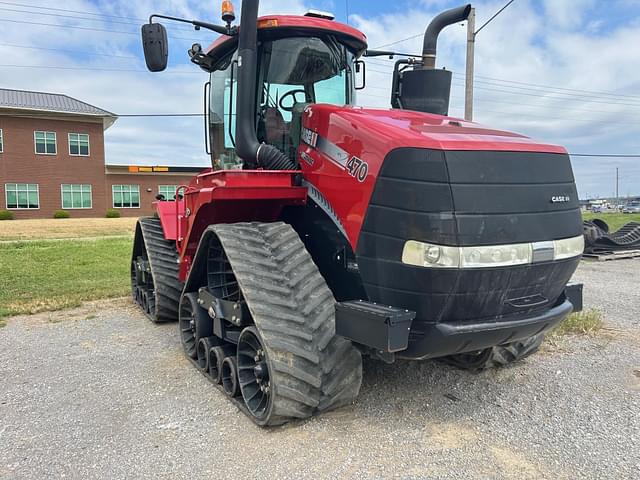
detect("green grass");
top-left (0, 237), bottom-right (132, 319)
top-left (582, 212), bottom-right (640, 231)
top-left (549, 309), bottom-right (604, 338)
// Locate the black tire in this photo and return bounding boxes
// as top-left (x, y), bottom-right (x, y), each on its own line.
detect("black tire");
top-left (211, 222), bottom-right (362, 426)
top-left (442, 333), bottom-right (545, 371)
top-left (178, 292), bottom-right (213, 359)
top-left (131, 217), bottom-right (183, 323)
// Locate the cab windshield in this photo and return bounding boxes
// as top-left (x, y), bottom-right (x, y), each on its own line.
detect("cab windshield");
top-left (208, 35), bottom-right (354, 169)
top-left (257, 36), bottom-right (353, 158)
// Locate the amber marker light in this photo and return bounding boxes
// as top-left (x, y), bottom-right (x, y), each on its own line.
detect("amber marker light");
top-left (221, 0), bottom-right (235, 25)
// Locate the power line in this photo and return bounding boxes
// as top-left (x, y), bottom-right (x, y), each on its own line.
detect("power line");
top-left (365, 57), bottom-right (640, 102)
top-left (1, 111), bottom-right (638, 157)
top-left (475, 0), bottom-right (516, 35)
top-left (0, 6), bottom-right (144, 27)
top-left (0, 17), bottom-right (198, 41)
top-left (570, 153), bottom-right (640, 158)
top-left (0, 64), bottom-right (201, 74)
top-left (0, 5), bottom-right (194, 31)
top-left (372, 33), bottom-right (423, 50)
top-left (0, 1), bottom-right (146, 22)
top-left (0, 43), bottom-right (137, 59)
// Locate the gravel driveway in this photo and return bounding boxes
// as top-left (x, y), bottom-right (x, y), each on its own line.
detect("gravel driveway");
top-left (1, 260), bottom-right (639, 480)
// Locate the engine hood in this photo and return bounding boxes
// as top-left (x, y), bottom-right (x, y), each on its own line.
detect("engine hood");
top-left (298, 103), bottom-right (573, 250)
top-left (306, 104), bottom-right (566, 155)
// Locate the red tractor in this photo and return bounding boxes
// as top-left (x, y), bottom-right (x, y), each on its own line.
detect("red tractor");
top-left (132, 1), bottom-right (584, 425)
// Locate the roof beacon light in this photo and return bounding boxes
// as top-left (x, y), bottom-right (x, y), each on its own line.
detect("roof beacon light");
top-left (221, 0), bottom-right (236, 25)
top-left (304, 9), bottom-right (335, 20)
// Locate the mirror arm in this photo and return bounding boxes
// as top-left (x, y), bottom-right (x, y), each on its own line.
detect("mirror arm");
top-left (149, 14), bottom-right (237, 36)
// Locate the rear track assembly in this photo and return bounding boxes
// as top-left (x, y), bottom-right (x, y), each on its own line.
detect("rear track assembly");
top-left (131, 217), bottom-right (183, 322)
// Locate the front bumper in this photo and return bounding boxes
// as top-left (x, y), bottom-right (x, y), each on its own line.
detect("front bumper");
top-left (398, 296), bottom-right (573, 360)
top-left (335, 284), bottom-right (583, 361)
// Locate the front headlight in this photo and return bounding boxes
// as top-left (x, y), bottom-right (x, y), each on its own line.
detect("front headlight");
top-left (402, 240), bottom-right (460, 268)
top-left (402, 235), bottom-right (583, 269)
top-left (553, 236), bottom-right (584, 260)
top-left (460, 243), bottom-right (532, 268)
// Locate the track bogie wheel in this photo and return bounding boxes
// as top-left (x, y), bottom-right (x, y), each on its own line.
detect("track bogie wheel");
top-left (179, 293), bottom-right (212, 359)
top-left (221, 356), bottom-right (240, 397)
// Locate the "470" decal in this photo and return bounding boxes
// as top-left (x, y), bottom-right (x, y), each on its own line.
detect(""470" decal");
top-left (346, 156), bottom-right (368, 182)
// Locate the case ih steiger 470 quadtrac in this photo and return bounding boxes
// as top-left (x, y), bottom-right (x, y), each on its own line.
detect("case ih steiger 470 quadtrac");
top-left (132, 1), bottom-right (584, 425)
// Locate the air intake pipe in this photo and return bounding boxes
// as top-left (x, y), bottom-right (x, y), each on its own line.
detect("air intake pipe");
top-left (421, 4), bottom-right (471, 69)
top-left (234, 0), bottom-right (294, 170)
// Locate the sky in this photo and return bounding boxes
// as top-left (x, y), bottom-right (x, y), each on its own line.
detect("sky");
top-left (0, 0), bottom-right (639, 199)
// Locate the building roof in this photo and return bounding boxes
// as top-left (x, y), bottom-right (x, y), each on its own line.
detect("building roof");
top-left (0, 88), bottom-right (117, 129)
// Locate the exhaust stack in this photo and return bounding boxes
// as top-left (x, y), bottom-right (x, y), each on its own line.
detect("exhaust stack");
top-left (234, 0), bottom-right (294, 169)
top-left (391, 4), bottom-right (471, 116)
top-left (421, 4), bottom-right (472, 69)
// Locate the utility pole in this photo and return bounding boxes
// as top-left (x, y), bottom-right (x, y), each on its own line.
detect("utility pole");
top-left (616, 167), bottom-right (619, 207)
top-left (465, 7), bottom-right (475, 121)
top-left (464, 0), bottom-right (516, 121)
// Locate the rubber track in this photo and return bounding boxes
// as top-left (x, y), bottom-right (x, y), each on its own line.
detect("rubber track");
top-left (212, 222), bottom-right (362, 425)
top-left (136, 217), bottom-right (183, 323)
top-left (443, 333), bottom-right (545, 372)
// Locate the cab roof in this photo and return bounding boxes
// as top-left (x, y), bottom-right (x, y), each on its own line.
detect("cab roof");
top-left (203, 14), bottom-right (368, 65)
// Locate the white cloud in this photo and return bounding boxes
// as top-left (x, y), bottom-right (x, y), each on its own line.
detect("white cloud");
top-left (1, 0), bottom-right (638, 197)
top-left (353, 0), bottom-right (640, 198)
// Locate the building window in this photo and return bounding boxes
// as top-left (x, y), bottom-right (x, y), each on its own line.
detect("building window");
top-left (158, 185), bottom-right (178, 200)
top-left (5, 183), bottom-right (39, 209)
top-left (0, 129), bottom-right (3, 153)
top-left (34, 131), bottom-right (56, 154)
top-left (112, 185), bottom-right (140, 208)
top-left (68, 133), bottom-right (90, 156)
top-left (61, 184), bottom-right (92, 209)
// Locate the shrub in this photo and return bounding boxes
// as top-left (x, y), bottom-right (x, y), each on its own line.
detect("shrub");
top-left (105, 208), bottom-right (121, 218)
top-left (53, 210), bottom-right (71, 219)
top-left (0, 210), bottom-right (14, 220)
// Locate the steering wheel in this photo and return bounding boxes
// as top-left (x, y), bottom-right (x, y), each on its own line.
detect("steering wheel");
top-left (278, 89), bottom-right (306, 112)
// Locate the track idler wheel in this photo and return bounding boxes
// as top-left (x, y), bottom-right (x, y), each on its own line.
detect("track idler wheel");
top-left (221, 356), bottom-right (240, 397)
top-left (237, 326), bottom-right (273, 422)
top-left (179, 293), bottom-right (213, 359)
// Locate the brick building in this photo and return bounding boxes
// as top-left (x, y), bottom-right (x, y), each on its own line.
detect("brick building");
top-left (0, 88), bottom-right (204, 219)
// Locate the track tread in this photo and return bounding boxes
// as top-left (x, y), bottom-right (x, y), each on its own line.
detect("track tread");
top-left (212, 221), bottom-right (362, 425)
top-left (133, 217), bottom-right (183, 323)
top-left (442, 333), bottom-right (545, 371)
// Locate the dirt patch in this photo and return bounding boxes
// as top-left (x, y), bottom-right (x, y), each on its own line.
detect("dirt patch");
top-left (5, 297), bottom-right (130, 326)
top-left (489, 446), bottom-right (553, 479)
top-left (424, 423), bottom-right (479, 449)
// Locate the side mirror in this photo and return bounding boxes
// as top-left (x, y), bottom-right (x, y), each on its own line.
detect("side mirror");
top-left (141, 23), bottom-right (169, 72)
top-left (354, 60), bottom-right (366, 90)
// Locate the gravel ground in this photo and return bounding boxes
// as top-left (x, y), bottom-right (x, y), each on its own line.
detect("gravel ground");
top-left (1, 260), bottom-right (639, 480)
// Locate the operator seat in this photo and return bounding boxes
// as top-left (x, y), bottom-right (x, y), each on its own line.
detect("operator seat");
top-left (289, 102), bottom-right (312, 152)
top-left (264, 107), bottom-right (289, 147)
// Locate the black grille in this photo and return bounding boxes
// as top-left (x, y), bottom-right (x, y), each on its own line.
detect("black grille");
top-left (356, 148), bottom-right (582, 328)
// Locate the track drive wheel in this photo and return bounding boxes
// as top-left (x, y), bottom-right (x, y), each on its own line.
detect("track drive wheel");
top-left (442, 333), bottom-right (545, 371)
top-left (179, 292), bottom-right (213, 359)
top-left (210, 222), bottom-right (362, 426)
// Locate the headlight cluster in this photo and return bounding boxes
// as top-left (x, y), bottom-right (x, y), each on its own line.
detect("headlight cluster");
top-left (402, 235), bottom-right (584, 269)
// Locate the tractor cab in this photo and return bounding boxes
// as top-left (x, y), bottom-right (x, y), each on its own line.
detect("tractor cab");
top-left (203, 14), bottom-right (367, 169)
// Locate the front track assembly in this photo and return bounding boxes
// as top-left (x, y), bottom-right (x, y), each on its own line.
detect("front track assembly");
top-left (179, 222), bottom-right (363, 426)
